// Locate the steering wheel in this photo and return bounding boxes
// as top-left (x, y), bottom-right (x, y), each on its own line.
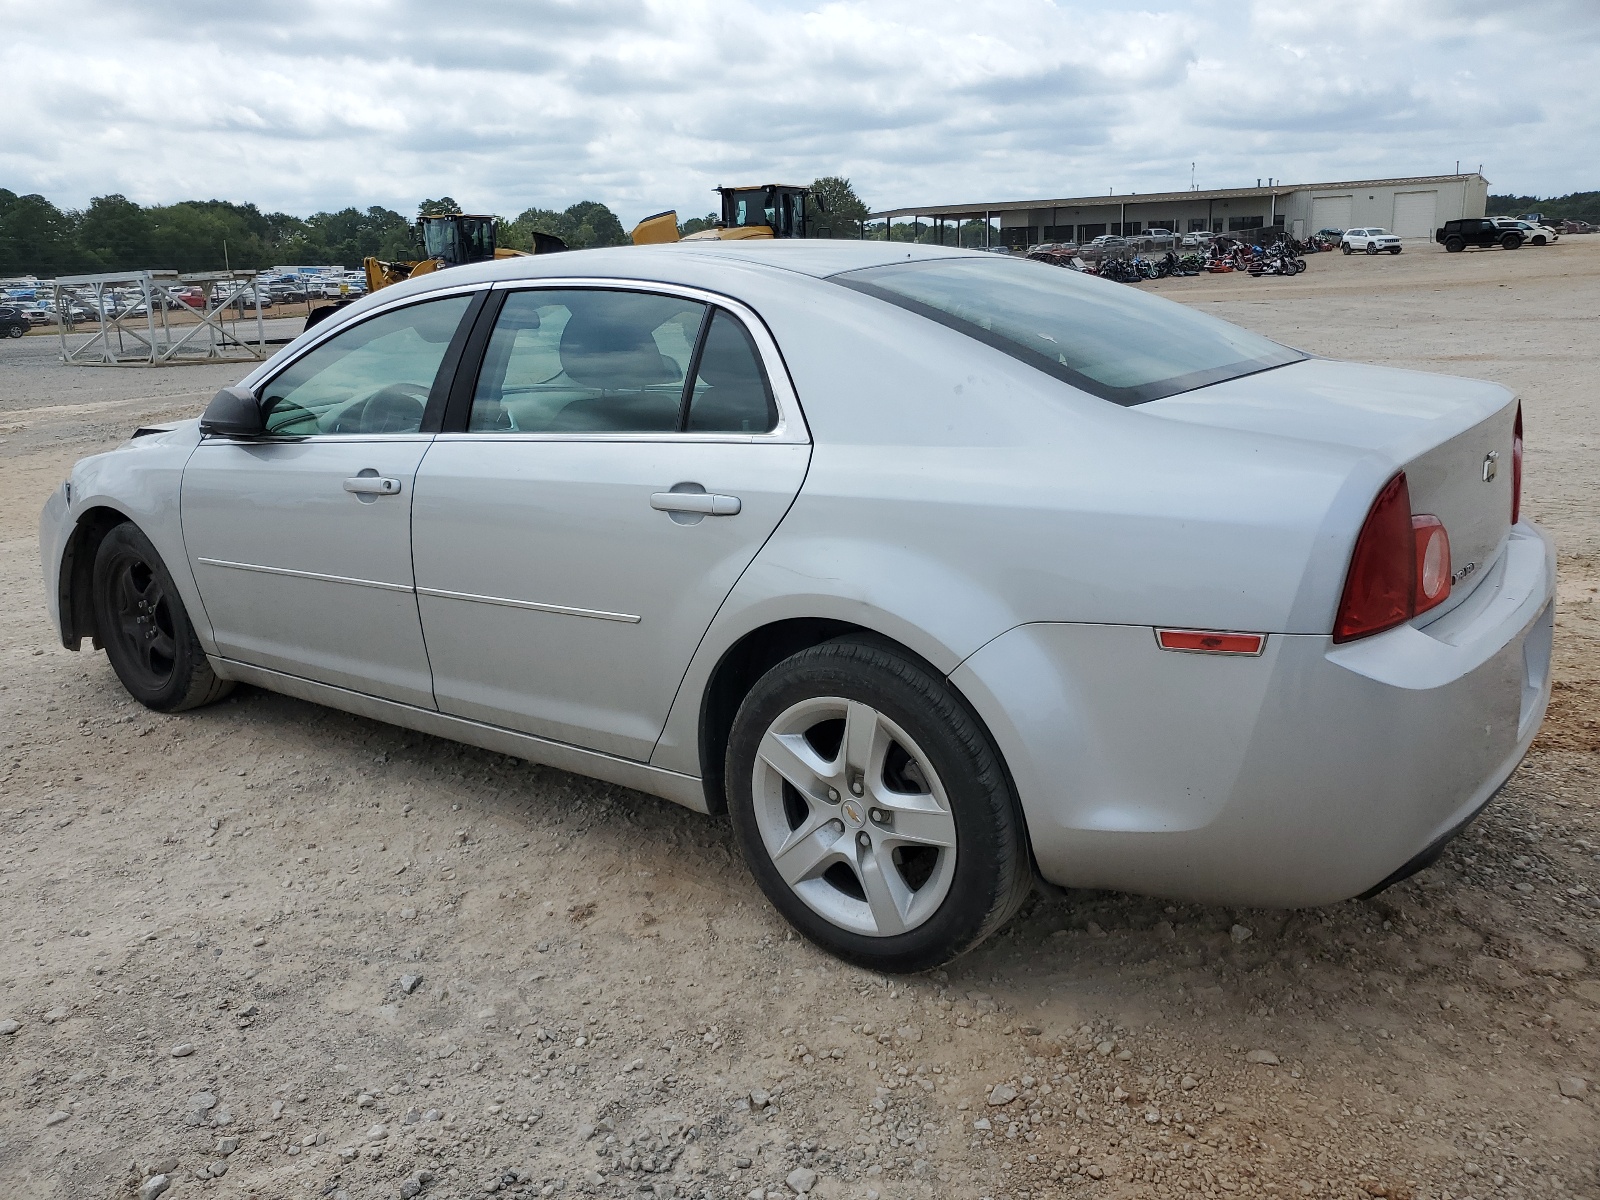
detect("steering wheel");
top-left (329, 382), bottom-right (430, 434)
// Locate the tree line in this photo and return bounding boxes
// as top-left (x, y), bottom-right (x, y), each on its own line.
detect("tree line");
top-left (1486, 191), bottom-right (1600, 222)
top-left (0, 177), bottom-right (875, 278)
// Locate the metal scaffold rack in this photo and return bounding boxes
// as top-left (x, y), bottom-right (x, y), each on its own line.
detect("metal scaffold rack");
top-left (53, 269), bottom-right (273, 366)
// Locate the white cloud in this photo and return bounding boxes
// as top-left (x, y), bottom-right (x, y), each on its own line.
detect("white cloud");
top-left (0, 0), bottom-right (1589, 223)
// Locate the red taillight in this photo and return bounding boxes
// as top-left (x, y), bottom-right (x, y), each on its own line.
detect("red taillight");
top-left (1333, 474), bottom-right (1455, 642)
top-left (1511, 403), bottom-right (1523, 525)
top-left (1334, 473), bottom-right (1415, 643)
top-left (1412, 514), bottom-right (1451, 615)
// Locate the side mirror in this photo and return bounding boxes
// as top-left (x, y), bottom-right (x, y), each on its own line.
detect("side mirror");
top-left (199, 385), bottom-right (266, 438)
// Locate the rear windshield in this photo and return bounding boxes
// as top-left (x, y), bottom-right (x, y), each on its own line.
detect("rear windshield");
top-left (832, 256), bottom-right (1305, 405)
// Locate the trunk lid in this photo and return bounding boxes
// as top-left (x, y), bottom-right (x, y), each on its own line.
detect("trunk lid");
top-left (1142, 358), bottom-right (1518, 615)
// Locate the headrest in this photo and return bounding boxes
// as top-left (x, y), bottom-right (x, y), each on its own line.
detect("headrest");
top-left (559, 309), bottom-right (678, 389)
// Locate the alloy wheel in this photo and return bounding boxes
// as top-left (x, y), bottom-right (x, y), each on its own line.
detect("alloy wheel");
top-left (108, 552), bottom-right (178, 687)
top-left (750, 696), bottom-right (958, 937)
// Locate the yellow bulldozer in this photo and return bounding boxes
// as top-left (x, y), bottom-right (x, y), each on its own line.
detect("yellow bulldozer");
top-left (631, 183), bottom-right (814, 245)
top-left (305, 212), bottom-right (566, 329)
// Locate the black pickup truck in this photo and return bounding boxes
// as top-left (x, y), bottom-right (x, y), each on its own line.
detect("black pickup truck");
top-left (1436, 217), bottom-right (1523, 252)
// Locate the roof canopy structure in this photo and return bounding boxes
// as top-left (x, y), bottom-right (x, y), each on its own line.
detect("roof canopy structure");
top-left (867, 174), bottom-right (1488, 222)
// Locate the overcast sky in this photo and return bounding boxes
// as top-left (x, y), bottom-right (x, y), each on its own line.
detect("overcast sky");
top-left (2, 0), bottom-right (1592, 224)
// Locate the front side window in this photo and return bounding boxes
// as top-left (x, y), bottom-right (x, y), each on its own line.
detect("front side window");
top-left (260, 293), bottom-right (472, 436)
top-left (468, 290), bottom-right (778, 435)
top-left (833, 256), bottom-right (1304, 406)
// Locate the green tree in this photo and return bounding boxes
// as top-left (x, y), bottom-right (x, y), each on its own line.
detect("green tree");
top-left (503, 201), bottom-right (628, 251)
top-left (0, 190), bottom-right (82, 276)
top-left (418, 197), bottom-right (463, 218)
top-left (807, 176), bottom-right (869, 238)
top-left (76, 194), bottom-right (156, 271)
top-left (677, 212), bottom-right (719, 236)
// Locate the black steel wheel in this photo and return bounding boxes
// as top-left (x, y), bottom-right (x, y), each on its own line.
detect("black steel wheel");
top-left (1444, 237), bottom-right (1464, 253)
top-left (92, 522), bottom-right (232, 712)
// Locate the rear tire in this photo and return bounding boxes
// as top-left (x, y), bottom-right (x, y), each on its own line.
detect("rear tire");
top-left (1502, 233), bottom-right (1522, 250)
top-left (1341, 245), bottom-right (1352, 255)
top-left (725, 637), bottom-right (1032, 972)
top-left (1444, 237), bottom-right (1464, 253)
top-left (92, 523), bottom-right (232, 712)
top-left (7, 325), bottom-right (23, 338)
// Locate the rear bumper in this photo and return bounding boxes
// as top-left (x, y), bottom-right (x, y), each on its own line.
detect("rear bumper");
top-left (952, 522), bottom-right (1556, 907)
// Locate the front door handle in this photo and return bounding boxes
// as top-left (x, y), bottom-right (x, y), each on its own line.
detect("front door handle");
top-left (650, 491), bottom-right (740, 516)
top-left (343, 476), bottom-right (402, 496)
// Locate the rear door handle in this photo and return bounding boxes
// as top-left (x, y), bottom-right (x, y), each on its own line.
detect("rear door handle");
top-left (650, 492), bottom-right (741, 516)
top-left (343, 476), bottom-right (402, 496)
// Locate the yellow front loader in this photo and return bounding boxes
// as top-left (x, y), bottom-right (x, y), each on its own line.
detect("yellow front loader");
top-left (306, 213), bottom-right (566, 330)
top-left (630, 184), bottom-right (814, 246)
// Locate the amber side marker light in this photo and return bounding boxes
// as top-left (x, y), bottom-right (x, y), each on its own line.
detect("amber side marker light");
top-left (1156, 629), bottom-right (1266, 656)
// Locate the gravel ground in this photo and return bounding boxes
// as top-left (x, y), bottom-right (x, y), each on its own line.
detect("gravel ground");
top-left (0, 240), bottom-right (1596, 1200)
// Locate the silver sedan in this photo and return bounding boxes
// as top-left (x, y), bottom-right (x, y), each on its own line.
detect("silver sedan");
top-left (39, 241), bottom-right (1554, 971)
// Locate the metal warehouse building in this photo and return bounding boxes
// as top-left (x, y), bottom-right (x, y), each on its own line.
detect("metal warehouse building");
top-left (869, 173), bottom-right (1488, 249)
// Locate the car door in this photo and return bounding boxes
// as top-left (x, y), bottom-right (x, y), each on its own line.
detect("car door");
top-left (181, 289), bottom-right (479, 707)
top-left (411, 284), bottom-right (811, 761)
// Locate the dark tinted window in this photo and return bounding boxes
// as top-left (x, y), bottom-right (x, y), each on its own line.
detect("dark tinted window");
top-left (469, 289), bottom-right (704, 433)
top-left (686, 311), bottom-right (777, 433)
top-left (834, 256), bottom-right (1304, 406)
top-left (261, 293), bottom-right (471, 435)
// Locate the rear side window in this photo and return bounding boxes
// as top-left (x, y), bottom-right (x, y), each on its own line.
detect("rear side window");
top-left (468, 290), bottom-right (777, 435)
top-left (469, 290), bottom-right (704, 433)
top-left (833, 256), bottom-right (1304, 406)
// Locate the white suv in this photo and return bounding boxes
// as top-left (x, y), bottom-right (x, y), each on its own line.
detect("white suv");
top-left (1341, 228), bottom-right (1403, 255)
top-left (1493, 218), bottom-right (1558, 247)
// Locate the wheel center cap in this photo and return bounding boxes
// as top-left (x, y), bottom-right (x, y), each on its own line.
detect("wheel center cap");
top-left (840, 798), bottom-right (866, 828)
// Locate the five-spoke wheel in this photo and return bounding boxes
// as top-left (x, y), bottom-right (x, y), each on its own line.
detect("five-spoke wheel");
top-left (752, 696), bottom-right (958, 938)
top-left (726, 637), bottom-right (1032, 972)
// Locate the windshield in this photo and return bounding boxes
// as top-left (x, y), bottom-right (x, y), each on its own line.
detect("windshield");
top-left (832, 256), bottom-right (1305, 406)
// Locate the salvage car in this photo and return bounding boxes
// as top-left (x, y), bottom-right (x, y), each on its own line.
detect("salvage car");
top-left (40, 242), bottom-right (1553, 971)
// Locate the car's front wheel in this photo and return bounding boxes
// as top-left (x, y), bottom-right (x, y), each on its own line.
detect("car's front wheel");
top-left (1502, 233), bottom-right (1523, 250)
top-left (92, 522), bottom-right (233, 712)
top-left (1365, 242), bottom-right (1379, 254)
top-left (726, 637), bottom-right (1032, 972)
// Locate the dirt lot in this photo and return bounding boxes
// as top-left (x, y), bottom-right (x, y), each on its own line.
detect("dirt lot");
top-left (1, 240), bottom-right (1596, 1200)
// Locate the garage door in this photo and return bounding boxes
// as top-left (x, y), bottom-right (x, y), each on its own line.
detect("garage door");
top-left (1392, 190), bottom-right (1438, 240)
top-left (1310, 195), bottom-right (1353, 232)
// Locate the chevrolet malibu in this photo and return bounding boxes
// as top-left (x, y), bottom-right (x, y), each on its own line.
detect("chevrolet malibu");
top-left (39, 241), bottom-right (1554, 972)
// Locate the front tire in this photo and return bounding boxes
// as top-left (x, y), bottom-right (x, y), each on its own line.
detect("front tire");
top-left (1502, 233), bottom-right (1522, 250)
top-left (1365, 242), bottom-right (1379, 255)
top-left (725, 637), bottom-right (1032, 972)
top-left (92, 523), bottom-right (232, 712)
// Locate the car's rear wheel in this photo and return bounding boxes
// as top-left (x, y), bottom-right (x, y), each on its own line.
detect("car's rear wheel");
top-left (1502, 233), bottom-right (1522, 250)
top-left (1341, 244), bottom-right (1352, 255)
top-left (725, 637), bottom-right (1032, 972)
top-left (7, 325), bottom-right (23, 338)
top-left (92, 523), bottom-right (232, 712)
top-left (1444, 236), bottom-right (1464, 252)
